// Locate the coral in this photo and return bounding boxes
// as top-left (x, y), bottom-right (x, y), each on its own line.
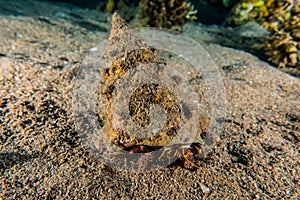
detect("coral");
top-left (263, 0), bottom-right (300, 69)
top-left (225, 0), bottom-right (268, 26)
top-left (226, 0), bottom-right (300, 70)
top-left (134, 0), bottom-right (197, 31)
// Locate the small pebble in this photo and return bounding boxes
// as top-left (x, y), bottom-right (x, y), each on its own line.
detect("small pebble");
top-left (89, 47), bottom-right (98, 52)
top-left (200, 184), bottom-right (210, 194)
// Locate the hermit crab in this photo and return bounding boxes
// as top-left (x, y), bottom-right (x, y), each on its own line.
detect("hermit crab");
top-left (73, 13), bottom-right (225, 172)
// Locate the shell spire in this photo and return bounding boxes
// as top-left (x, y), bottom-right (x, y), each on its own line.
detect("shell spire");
top-left (106, 13), bottom-right (148, 63)
top-left (109, 13), bottom-right (131, 38)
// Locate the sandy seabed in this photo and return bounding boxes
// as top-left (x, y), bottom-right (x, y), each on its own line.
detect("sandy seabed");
top-left (0, 0), bottom-right (299, 199)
